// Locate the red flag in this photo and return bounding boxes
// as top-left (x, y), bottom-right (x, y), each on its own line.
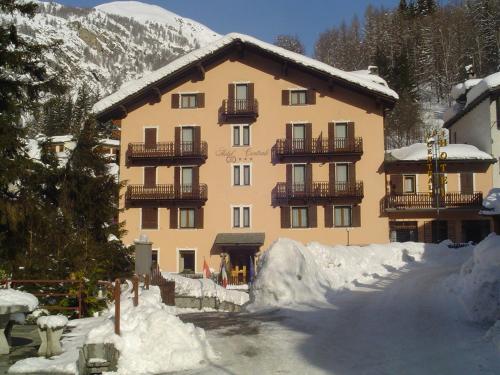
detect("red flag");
top-left (203, 258), bottom-right (211, 279)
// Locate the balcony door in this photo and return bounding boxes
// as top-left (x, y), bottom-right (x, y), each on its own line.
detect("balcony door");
top-left (144, 128), bottom-right (157, 150)
top-left (293, 164), bottom-right (306, 193)
top-left (235, 84), bottom-right (248, 112)
top-left (293, 124), bottom-right (305, 152)
top-left (181, 167), bottom-right (193, 194)
top-left (335, 123), bottom-right (347, 150)
top-left (181, 126), bottom-right (194, 154)
top-left (336, 163), bottom-right (348, 191)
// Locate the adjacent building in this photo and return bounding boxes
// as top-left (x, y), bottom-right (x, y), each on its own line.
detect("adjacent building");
top-left (93, 33), bottom-right (399, 279)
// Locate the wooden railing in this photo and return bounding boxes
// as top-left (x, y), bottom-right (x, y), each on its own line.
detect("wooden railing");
top-left (274, 181), bottom-right (364, 201)
top-left (125, 184), bottom-right (208, 202)
top-left (127, 141), bottom-right (207, 160)
top-left (222, 98), bottom-right (258, 117)
top-left (384, 192), bottom-right (483, 210)
top-left (274, 137), bottom-right (363, 156)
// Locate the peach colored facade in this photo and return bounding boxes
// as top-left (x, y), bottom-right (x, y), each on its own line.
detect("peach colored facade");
top-left (115, 48), bottom-right (391, 273)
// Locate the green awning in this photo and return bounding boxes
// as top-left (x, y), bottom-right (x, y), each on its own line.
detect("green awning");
top-left (214, 233), bottom-right (265, 246)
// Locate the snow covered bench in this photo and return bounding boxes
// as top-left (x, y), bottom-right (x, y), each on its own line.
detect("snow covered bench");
top-left (37, 315), bottom-right (68, 357)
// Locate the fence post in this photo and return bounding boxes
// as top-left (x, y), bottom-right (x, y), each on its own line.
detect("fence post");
top-left (145, 274), bottom-right (150, 290)
top-left (132, 275), bottom-right (139, 307)
top-left (114, 279), bottom-right (120, 336)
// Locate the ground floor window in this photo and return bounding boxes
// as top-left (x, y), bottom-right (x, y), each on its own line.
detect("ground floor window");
top-left (461, 220), bottom-right (490, 243)
top-left (389, 221), bottom-right (418, 242)
top-left (179, 250), bottom-right (195, 274)
top-left (152, 249), bottom-right (158, 264)
top-left (292, 206), bottom-right (308, 228)
top-left (334, 206), bottom-right (352, 227)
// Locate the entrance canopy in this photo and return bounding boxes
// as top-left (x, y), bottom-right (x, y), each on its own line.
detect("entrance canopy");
top-left (214, 233), bottom-right (265, 247)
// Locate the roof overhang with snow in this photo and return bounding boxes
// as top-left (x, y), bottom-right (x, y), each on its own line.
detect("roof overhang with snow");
top-left (93, 33), bottom-right (399, 122)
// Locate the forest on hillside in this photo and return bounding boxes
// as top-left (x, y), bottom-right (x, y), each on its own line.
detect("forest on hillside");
top-left (291, 0), bottom-right (499, 148)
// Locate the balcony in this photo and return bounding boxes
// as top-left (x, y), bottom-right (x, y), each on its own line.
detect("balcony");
top-left (273, 137), bottom-right (363, 161)
top-left (126, 141), bottom-right (208, 166)
top-left (383, 192), bottom-right (483, 211)
top-left (125, 184), bottom-right (208, 206)
top-left (273, 181), bottom-right (364, 204)
top-left (221, 99), bottom-right (258, 120)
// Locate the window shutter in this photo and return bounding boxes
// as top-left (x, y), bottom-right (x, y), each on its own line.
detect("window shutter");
top-left (197, 93), bottom-right (205, 108)
top-left (174, 127), bottom-right (181, 154)
top-left (171, 93), bottom-right (180, 108)
top-left (174, 167), bottom-right (180, 195)
top-left (390, 174), bottom-right (403, 194)
top-left (286, 123), bottom-right (293, 152)
top-left (352, 205), bottom-right (361, 227)
top-left (348, 163), bottom-right (356, 185)
top-left (144, 128), bottom-right (157, 149)
top-left (329, 163), bottom-right (336, 194)
top-left (460, 173), bottom-right (473, 194)
top-left (228, 83), bottom-right (235, 101)
top-left (192, 166), bottom-right (200, 192)
top-left (193, 126), bottom-right (201, 154)
top-left (247, 83), bottom-right (254, 100)
top-left (328, 122), bottom-right (335, 151)
top-left (169, 207), bottom-right (178, 229)
top-left (307, 89), bottom-right (316, 104)
top-left (324, 205), bottom-right (334, 228)
top-left (196, 207), bottom-right (204, 229)
top-left (306, 163), bottom-right (313, 192)
top-left (142, 207), bottom-right (158, 229)
top-left (305, 123), bottom-right (312, 152)
top-left (282, 90), bottom-right (290, 105)
top-left (280, 206), bottom-right (290, 228)
top-left (308, 205), bottom-right (317, 228)
top-left (347, 121), bottom-right (355, 139)
top-left (286, 164), bottom-right (293, 186)
top-left (144, 167), bottom-right (156, 188)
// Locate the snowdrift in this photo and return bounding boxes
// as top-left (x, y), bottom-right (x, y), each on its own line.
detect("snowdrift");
top-left (454, 233), bottom-right (500, 323)
top-left (249, 238), bottom-right (461, 309)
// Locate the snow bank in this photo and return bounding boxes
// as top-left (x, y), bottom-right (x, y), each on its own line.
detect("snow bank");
top-left (387, 142), bottom-right (494, 161)
top-left (37, 314), bottom-right (68, 329)
top-left (0, 289), bottom-right (38, 311)
top-left (450, 78), bottom-right (481, 100)
top-left (249, 238), bottom-right (459, 309)
top-left (86, 285), bottom-right (215, 374)
top-left (453, 233), bottom-right (500, 322)
top-left (480, 188), bottom-right (500, 216)
top-left (465, 71), bottom-right (500, 106)
top-left (162, 272), bottom-right (249, 306)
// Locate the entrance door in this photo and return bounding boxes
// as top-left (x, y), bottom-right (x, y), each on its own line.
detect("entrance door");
top-left (227, 250), bottom-right (255, 285)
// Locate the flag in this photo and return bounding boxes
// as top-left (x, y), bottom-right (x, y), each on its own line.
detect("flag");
top-left (249, 256), bottom-right (255, 284)
top-left (220, 258), bottom-right (228, 288)
top-left (202, 258), bottom-right (211, 279)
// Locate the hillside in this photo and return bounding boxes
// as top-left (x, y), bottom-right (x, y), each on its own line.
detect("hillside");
top-left (2, 1), bottom-right (220, 96)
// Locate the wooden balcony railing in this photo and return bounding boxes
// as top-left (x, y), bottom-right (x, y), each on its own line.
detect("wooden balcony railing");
top-left (273, 181), bottom-right (364, 202)
top-left (383, 192), bottom-right (483, 210)
top-left (125, 184), bottom-right (208, 204)
top-left (127, 141), bottom-right (207, 164)
top-left (222, 99), bottom-right (258, 118)
top-left (274, 137), bottom-right (363, 157)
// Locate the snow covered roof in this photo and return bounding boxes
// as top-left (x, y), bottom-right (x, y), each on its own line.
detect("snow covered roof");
top-left (385, 143), bottom-right (495, 163)
top-left (480, 188), bottom-right (500, 216)
top-left (445, 71), bottom-right (500, 127)
top-left (48, 135), bottom-right (74, 143)
top-left (349, 69), bottom-right (389, 87)
top-left (99, 138), bottom-right (120, 147)
top-left (93, 33), bottom-right (399, 118)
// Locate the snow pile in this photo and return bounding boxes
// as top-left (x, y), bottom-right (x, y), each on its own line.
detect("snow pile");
top-left (387, 142), bottom-right (494, 161)
top-left (249, 238), bottom-right (459, 309)
top-left (480, 188), bottom-right (500, 216)
top-left (37, 314), bottom-right (68, 329)
top-left (465, 71), bottom-right (500, 106)
top-left (453, 233), bottom-right (500, 323)
top-left (86, 285), bottom-right (215, 374)
top-left (450, 78), bottom-right (481, 100)
top-left (162, 272), bottom-right (249, 306)
top-left (0, 289), bottom-right (38, 311)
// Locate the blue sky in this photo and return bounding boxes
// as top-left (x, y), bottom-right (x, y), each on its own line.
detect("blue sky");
top-left (53, 0), bottom-right (400, 55)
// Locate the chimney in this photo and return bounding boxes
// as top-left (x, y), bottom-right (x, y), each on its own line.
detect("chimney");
top-left (368, 65), bottom-right (379, 75)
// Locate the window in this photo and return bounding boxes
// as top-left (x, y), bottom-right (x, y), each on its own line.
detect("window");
top-left (179, 208), bottom-right (195, 228)
top-left (152, 250), bottom-right (158, 264)
top-left (336, 163), bottom-right (349, 190)
top-left (181, 167), bottom-right (193, 193)
top-left (180, 94), bottom-right (197, 108)
top-left (233, 206), bottom-right (251, 228)
top-left (293, 164), bottom-right (306, 191)
top-left (334, 206), bottom-right (351, 227)
top-left (403, 175), bottom-right (416, 193)
top-left (181, 127), bottom-right (194, 153)
top-left (232, 125), bottom-right (250, 146)
top-left (335, 123), bottom-right (348, 139)
top-left (235, 84), bottom-right (248, 100)
top-left (292, 207), bottom-right (308, 228)
top-left (141, 207), bottom-right (158, 230)
top-left (179, 250), bottom-right (195, 273)
top-left (293, 124), bottom-right (305, 150)
top-left (290, 90), bottom-right (307, 105)
top-left (233, 164), bottom-right (251, 186)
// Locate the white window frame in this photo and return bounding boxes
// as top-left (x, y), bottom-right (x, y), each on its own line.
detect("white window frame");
top-left (291, 206), bottom-right (309, 228)
top-left (176, 248), bottom-right (197, 273)
top-left (231, 205), bottom-right (252, 228)
top-left (152, 248), bottom-right (160, 264)
top-left (231, 163), bottom-right (252, 186)
top-left (178, 92), bottom-right (200, 109)
top-left (139, 207), bottom-right (159, 231)
top-left (334, 205), bottom-right (352, 228)
top-left (403, 174), bottom-right (417, 194)
top-left (289, 89), bottom-right (307, 106)
top-left (231, 124), bottom-right (251, 147)
top-left (178, 207), bottom-right (196, 229)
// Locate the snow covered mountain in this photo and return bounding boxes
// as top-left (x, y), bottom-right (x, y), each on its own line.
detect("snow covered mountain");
top-left (4, 1), bottom-right (220, 96)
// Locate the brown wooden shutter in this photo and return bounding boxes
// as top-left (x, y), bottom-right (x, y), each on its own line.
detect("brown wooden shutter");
top-left (347, 121), bottom-right (355, 139)
top-left (305, 123), bottom-right (312, 152)
top-left (307, 89), bottom-right (316, 104)
top-left (192, 166), bottom-right (200, 192)
top-left (196, 207), bottom-right (204, 229)
top-left (460, 173), bottom-right (473, 194)
top-left (169, 207), bottom-right (178, 229)
top-left (282, 90), bottom-right (289, 105)
top-left (280, 206), bottom-right (290, 228)
top-left (328, 122), bottom-right (335, 151)
top-left (144, 128), bottom-right (157, 149)
top-left (228, 83), bottom-right (235, 101)
top-left (324, 205), bottom-right (334, 228)
top-left (174, 127), bottom-right (181, 154)
top-left (197, 93), bottom-right (205, 108)
top-left (174, 167), bottom-right (180, 195)
top-left (247, 83), bottom-right (254, 100)
top-left (329, 163), bottom-right (336, 194)
top-left (144, 167), bottom-right (156, 188)
top-left (286, 123), bottom-right (293, 140)
top-left (286, 164), bottom-right (293, 186)
top-left (306, 164), bottom-right (313, 191)
top-left (348, 163), bottom-right (356, 185)
top-left (351, 205), bottom-right (361, 227)
top-left (142, 207), bottom-right (158, 229)
top-left (308, 205), bottom-right (317, 228)
top-left (390, 174), bottom-right (403, 194)
top-left (193, 126), bottom-right (201, 154)
top-left (171, 93), bottom-right (180, 108)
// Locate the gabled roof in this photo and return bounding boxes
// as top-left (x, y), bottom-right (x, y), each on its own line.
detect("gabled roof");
top-left (93, 33), bottom-right (398, 120)
top-left (385, 143), bottom-right (495, 163)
